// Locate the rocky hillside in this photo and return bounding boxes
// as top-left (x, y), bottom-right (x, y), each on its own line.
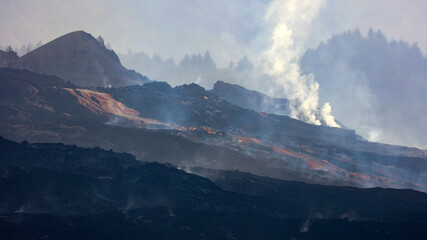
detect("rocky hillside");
top-left (12, 31), bottom-right (149, 87)
top-left (1, 137), bottom-right (426, 239)
top-left (211, 80), bottom-right (290, 115)
top-left (0, 68), bottom-right (426, 192)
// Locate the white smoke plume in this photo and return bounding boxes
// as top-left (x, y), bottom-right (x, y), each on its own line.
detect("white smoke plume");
top-left (262, 0), bottom-right (340, 128)
top-left (320, 102), bottom-right (340, 128)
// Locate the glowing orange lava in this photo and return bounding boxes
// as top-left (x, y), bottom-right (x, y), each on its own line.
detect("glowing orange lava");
top-left (231, 135), bottom-right (263, 144)
top-left (271, 147), bottom-right (293, 156)
top-left (202, 126), bottom-right (217, 134)
top-left (65, 88), bottom-right (171, 126)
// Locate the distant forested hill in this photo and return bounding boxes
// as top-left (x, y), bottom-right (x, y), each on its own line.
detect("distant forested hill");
top-left (300, 29), bottom-right (427, 149)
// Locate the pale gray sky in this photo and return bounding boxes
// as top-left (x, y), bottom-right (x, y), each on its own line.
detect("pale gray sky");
top-left (1, 0), bottom-right (426, 67)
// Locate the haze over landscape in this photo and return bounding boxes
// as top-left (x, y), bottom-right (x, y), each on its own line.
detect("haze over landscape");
top-left (0, 1), bottom-right (426, 239)
top-left (2, 0), bottom-right (426, 148)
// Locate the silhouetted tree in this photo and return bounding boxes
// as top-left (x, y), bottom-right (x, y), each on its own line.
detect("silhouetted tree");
top-left (228, 61), bottom-right (234, 69)
top-left (6, 46), bottom-right (18, 67)
top-left (236, 55), bottom-right (253, 71)
top-left (35, 41), bottom-right (42, 48)
top-left (19, 44), bottom-right (26, 56)
top-left (97, 35), bottom-right (105, 48)
top-left (26, 42), bottom-right (33, 54)
top-left (203, 51), bottom-right (216, 70)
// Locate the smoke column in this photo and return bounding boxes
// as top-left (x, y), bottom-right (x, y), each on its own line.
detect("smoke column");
top-left (262, 0), bottom-right (340, 128)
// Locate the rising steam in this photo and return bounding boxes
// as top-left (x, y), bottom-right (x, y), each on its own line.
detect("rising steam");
top-left (320, 102), bottom-right (340, 128)
top-left (262, 0), bottom-right (340, 128)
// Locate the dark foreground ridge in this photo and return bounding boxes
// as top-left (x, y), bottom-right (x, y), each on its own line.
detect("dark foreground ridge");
top-left (0, 136), bottom-right (426, 239)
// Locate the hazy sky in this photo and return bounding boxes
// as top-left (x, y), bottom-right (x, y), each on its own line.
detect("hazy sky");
top-left (1, 0), bottom-right (427, 67)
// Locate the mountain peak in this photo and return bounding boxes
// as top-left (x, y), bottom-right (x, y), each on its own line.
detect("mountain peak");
top-left (14, 31), bottom-right (149, 87)
top-left (58, 30), bottom-right (92, 38)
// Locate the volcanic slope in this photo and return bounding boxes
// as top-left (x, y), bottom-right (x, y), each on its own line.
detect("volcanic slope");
top-left (211, 80), bottom-right (290, 116)
top-left (0, 137), bottom-right (426, 240)
top-left (103, 81), bottom-right (427, 191)
top-left (12, 31), bottom-right (149, 87)
top-left (0, 68), bottom-right (426, 192)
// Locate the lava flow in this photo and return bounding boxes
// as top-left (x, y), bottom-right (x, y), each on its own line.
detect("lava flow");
top-left (65, 88), bottom-right (171, 127)
top-left (65, 88), bottom-right (139, 116)
top-left (258, 112), bottom-right (267, 117)
top-left (63, 88), bottom-right (427, 191)
top-left (232, 135), bottom-right (262, 144)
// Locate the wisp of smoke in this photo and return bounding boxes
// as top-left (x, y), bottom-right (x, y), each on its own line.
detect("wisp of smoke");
top-left (262, 0), bottom-right (340, 128)
top-left (320, 102), bottom-right (340, 128)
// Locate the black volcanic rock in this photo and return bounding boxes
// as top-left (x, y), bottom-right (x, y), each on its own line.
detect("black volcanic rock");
top-left (0, 137), bottom-right (427, 239)
top-left (0, 68), bottom-right (104, 122)
top-left (0, 137), bottom-right (246, 216)
top-left (211, 80), bottom-right (290, 115)
top-left (1, 68), bottom-right (426, 192)
top-left (192, 167), bottom-right (427, 221)
top-left (13, 31), bottom-right (149, 87)
top-left (2, 136), bottom-right (427, 220)
top-left (0, 67), bottom-right (426, 192)
top-left (0, 69), bottom-right (327, 187)
top-left (105, 82), bottom-right (358, 145)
